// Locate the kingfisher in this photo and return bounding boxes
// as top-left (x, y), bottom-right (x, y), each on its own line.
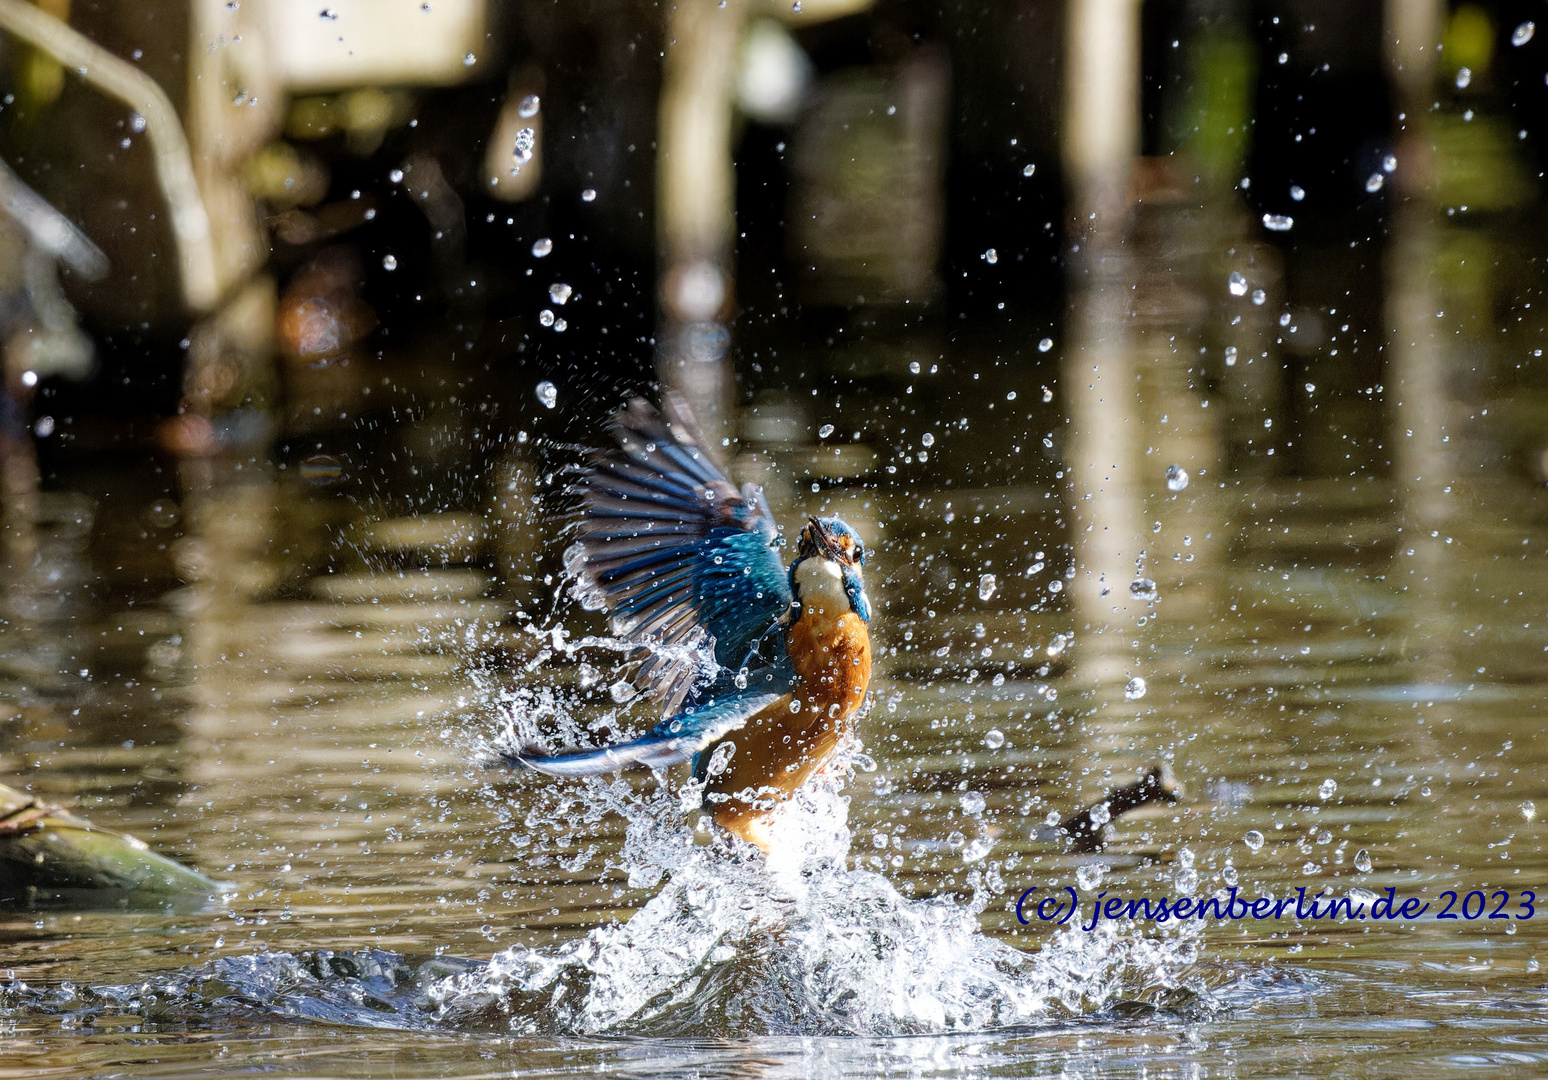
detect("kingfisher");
top-left (508, 395), bottom-right (873, 853)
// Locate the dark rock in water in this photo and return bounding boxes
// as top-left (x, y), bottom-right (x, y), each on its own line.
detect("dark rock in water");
top-left (0, 782), bottom-right (218, 909)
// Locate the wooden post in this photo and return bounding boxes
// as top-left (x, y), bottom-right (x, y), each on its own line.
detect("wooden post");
top-left (656, 0), bottom-right (748, 443)
top-left (1064, 0), bottom-right (1143, 241)
top-left (1062, 0), bottom-right (1145, 669)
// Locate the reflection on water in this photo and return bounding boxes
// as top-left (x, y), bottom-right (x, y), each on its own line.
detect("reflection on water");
top-left (4, 234), bottom-right (1548, 1078)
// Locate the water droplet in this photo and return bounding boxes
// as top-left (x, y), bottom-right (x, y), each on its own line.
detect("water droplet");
top-left (1243, 829), bottom-right (1265, 852)
top-left (1228, 271), bottom-right (1248, 296)
top-left (517, 93), bottom-right (541, 118)
top-left (1165, 464), bottom-right (1189, 492)
top-left (920, 431), bottom-right (935, 447)
top-left (581, 188), bottom-right (597, 202)
top-left (1365, 172), bottom-right (1384, 193)
top-left (1174, 868), bottom-right (1199, 893)
top-left (554, 318), bottom-right (568, 332)
top-left (536, 380), bottom-right (558, 408)
top-left (33, 415), bottom-right (53, 437)
top-left (960, 791), bottom-right (986, 815)
top-left (1089, 802), bottom-right (1111, 826)
top-left (1279, 312), bottom-right (1292, 327)
top-left (299, 455), bottom-right (343, 483)
top-left (549, 282), bottom-right (573, 305)
top-left (463, 52), bottom-right (477, 67)
top-left (1302, 861), bottom-right (1320, 876)
top-left (982, 248), bottom-right (998, 264)
top-left (1022, 163), bottom-right (1036, 177)
top-left (1047, 579), bottom-right (1062, 593)
top-left (513, 126), bottom-right (536, 164)
top-left (531, 237), bottom-right (553, 258)
top-left (319, 7), bottom-right (337, 19)
top-left (1262, 213), bottom-right (1294, 232)
top-left (1042, 386), bottom-right (1053, 402)
top-left (1037, 337), bottom-right (1053, 353)
top-left (1383, 154), bottom-right (1398, 173)
top-left (382, 254), bottom-right (398, 271)
top-left (1222, 862), bottom-right (1238, 886)
top-left (1455, 66), bottom-right (1472, 89)
top-left (1319, 779), bottom-right (1337, 800)
top-left (1129, 577), bottom-right (1158, 602)
top-left (1224, 345), bottom-right (1238, 366)
top-left (130, 112), bottom-right (146, 133)
top-left (608, 679), bottom-right (636, 702)
top-left (946, 829), bottom-right (966, 848)
top-left (978, 573), bottom-right (997, 601)
top-left (1047, 633), bottom-right (1070, 658)
top-left (983, 728), bottom-right (1005, 749)
top-left (1251, 289), bottom-right (1267, 306)
top-left (539, 309), bottom-right (555, 327)
top-left (147, 499), bottom-right (180, 527)
top-left (1514, 20), bottom-right (1536, 45)
top-left (1076, 863), bottom-right (1105, 890)
top-left (389, 168), bottom-right (404, 184)
top-left (961, 837), bottom-right (994, 863)
top-left (1119, 676), bottom-right (1146, 702)
top-left (818, 423), bottom-right (835, 438)
top-left (1354, 848), bottom-right (1373, 873)
top-left (1289, 184), bottom-right (1305, 202)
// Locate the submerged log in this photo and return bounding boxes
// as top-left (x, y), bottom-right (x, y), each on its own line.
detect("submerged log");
top-left (1036, 765), bottom-right (1183, 853)
top-left (0, 782), bottom-right (218, 908)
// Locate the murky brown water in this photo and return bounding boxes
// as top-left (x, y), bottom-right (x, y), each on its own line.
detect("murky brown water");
top-left (4, 248), bottom-right (1548, 1076)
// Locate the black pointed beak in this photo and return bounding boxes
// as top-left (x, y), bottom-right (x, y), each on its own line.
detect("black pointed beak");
top-left (807, 516), bottom-right (843, 562)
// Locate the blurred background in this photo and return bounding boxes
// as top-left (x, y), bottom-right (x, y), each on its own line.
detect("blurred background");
top-left (4, 0), bottom-right (1548, 1069)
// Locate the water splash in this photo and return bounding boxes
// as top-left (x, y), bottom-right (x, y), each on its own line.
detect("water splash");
top-left (425, 771), bottom-right (1208, 1036)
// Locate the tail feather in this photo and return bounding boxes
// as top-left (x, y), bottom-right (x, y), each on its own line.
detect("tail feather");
top-left (503, 733), bottom-right (692, 776)
top-left (502, 676), bottom-right (796, 778)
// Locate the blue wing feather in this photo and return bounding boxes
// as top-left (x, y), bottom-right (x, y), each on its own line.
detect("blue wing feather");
top-left (563, 395), bottom-right (793, 714)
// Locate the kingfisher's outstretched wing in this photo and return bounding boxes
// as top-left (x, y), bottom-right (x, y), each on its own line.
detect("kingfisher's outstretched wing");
top-left (563, 395), bottom-right (794, 714)
top-left (509, 668), bottom-right (795, 776)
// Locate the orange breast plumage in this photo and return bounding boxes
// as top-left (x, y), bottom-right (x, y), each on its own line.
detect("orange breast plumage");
top-left (703, 609), bottom-right (872, 849)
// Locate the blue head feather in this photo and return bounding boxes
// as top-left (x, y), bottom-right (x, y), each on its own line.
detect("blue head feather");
top-left (789, 516), bottom-right (871, 624)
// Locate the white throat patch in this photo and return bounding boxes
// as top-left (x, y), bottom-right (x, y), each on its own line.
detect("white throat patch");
top-left (795, 557), bottom-right (851, 618)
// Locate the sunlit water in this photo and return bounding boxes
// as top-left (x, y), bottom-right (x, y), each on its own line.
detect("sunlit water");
top-left (4, 326), bottom-right (1548, 1076)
